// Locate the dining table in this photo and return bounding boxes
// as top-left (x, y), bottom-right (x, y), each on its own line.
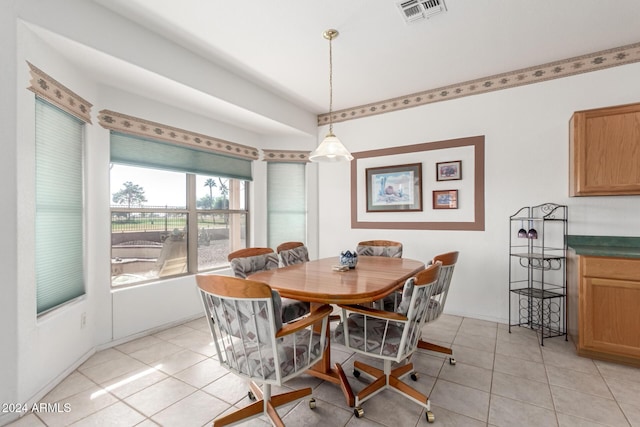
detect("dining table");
top-left (249, 255), bottom-right (425, 407)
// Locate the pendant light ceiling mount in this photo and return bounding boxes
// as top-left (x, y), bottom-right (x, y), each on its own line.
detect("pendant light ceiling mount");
top-left (309, 28), bottom-right (353, 163)
top-left (323, 29), bottom-right (339, 41)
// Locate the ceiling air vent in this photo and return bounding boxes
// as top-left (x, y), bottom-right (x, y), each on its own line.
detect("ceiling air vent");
top-left (397, 0), bottom-right (447, 23)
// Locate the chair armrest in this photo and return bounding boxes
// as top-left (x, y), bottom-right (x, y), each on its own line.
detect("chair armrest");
top-left (337, 304), bottom-right (408, 322)
top-left (276, 304), bottom-right (332, 338)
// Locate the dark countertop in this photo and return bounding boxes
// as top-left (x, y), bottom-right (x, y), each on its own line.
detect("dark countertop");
top-left (567, 235), bottom-right (640, 259)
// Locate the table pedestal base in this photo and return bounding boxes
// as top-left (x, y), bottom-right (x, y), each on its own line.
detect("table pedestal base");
top-left (307, 362), bottom-right (354, 407)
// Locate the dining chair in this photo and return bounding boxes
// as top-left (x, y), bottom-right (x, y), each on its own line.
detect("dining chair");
top-left (356, 239), bottom-right (403, 258)
top-left (228, 247), bottom-right (310, 323)
top-left (276, 241), bottom-right (345, 324)
top-left (356, 240), bottom-right (404, 310)
top-left (334, 261), bottom-right (441, 422)
top-left (417, 251), bottom-right (459, 365)
top-left (276, 241), bottom-right (309, 267)
top-left (196, 274), bottom-right (332, 427)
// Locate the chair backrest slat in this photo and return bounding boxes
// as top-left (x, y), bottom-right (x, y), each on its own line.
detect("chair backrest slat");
top-left (401, 262), bottom-right (440, 355)
top-left (420, 251), bottom-right (459, 324)
top-left (228, 248), bottom-right (279, 278)
top-left (276, 241), bottom-right (304, 253)
top-left (277, 242), bottom-right (310, 267)
top-left (356, 240), bottom-right (403, 258)
top-left (228, 247), bottom-right (274, 261)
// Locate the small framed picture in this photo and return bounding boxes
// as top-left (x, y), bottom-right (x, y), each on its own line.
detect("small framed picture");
top-left (436, 160), bottom-right (462, 181)
top-left (433, 190), bottom-right (458, 209)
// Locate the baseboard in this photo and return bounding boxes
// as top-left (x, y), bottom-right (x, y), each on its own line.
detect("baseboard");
top-left (98, 312), bottom-right (205, 351)
top-left (2, 313), bottom-right (206, 427)
top-left (0, 347), bottom-right (96, 427)
top-left (443, 309), bottom-right (508, 325)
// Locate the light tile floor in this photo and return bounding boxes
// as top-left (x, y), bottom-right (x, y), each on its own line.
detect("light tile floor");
top-left (7, 314), bottom-right (640, 427)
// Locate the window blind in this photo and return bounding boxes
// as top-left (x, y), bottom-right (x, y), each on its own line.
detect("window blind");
top-left (35, 98), bottom-right (85, 314)
top-left (110, 132), bottom-right (253, 181)
top-left (267, 162), bottom-right (306, 247)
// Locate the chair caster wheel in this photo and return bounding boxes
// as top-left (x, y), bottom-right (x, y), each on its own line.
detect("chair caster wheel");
top-left (353, 369), bottom-right (361, 378)
top-left (354, 407), bottom-right (364, 418)
top-left (426, 410), bottom-right (435, 423)
top-left (309, 398), bottom-right (316, 409)
top-left (248, 391), bottom-right (256, 401)
top-left (449, 357), bottom-right (456, 365)
top-left (410, 372), bottom-right (419, 381)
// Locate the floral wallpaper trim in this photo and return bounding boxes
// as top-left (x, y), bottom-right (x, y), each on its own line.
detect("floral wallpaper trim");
top-left (98, 110), bottom-right (259, 160)
top-left (262, 150), bottom-right (310, 162)
top-left (27, 62), bottom-right (93, 124)
top-left (318, 41), bottom-right (640, 126)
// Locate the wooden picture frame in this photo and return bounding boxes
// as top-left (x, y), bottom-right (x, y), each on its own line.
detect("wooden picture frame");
top-left (433, 190), bottom-right (458, 209)
top-left (350, 135), bottom-right (485, 231)
top-left (436, 160), bottom-right (462, 181)
top-left (366, 163), bottom-right (422, 212)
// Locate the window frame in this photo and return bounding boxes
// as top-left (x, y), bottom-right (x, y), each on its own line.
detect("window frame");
top-left (110, 166), bottom-right (249, 288)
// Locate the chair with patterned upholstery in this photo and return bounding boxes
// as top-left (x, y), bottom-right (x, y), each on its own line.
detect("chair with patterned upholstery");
top-left (276, 241), bottom-right (309, 267)
top-left (228, 247), bottom-right (310, 323)
top-left (356, 240), bottom-right (404, 310)
top-left (417, 251), bottom-right (459, 365)
top-left (197, 274), bottom-right (332, 427)
top-left (356, 239), bottom-right (403, 258)
top-left (334, 262), bottom-right (441, 422)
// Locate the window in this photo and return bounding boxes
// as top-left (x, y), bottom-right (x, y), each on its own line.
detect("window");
top-left (267, 162), bottom-right (306, 247)
top-left (109, 132), bottom-right (250, 287)
top-left (35, 98), bottom-right (85, 314)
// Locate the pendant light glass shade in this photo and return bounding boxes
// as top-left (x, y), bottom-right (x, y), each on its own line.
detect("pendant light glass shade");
top-left (310, 29), bottom-right (353, 163)
top-left (309, 132), bottom-right (353, 162)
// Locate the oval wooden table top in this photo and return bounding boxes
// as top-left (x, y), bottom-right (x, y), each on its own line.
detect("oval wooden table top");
top-left (249, 256), bottom-right (425, 305)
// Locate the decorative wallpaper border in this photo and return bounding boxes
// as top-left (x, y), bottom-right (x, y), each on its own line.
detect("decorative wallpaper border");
top-left (319, 41), bottom-right (640, 126)
top-left (27, 62), bottom-right (93, 124)
top-left (98, 110), bottom-right (259, 160)
top-left (262, 150), bottom-right (310, 162)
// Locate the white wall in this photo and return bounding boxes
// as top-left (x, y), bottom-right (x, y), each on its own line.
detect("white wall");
top-left (15, 21), bottom-right (99, 414)
top-left (0, 2), bottom-right (19, 419)
top-left (2, 1), bottom-right (316, 424)
top-left (317, 62), bottom-right (640, 324)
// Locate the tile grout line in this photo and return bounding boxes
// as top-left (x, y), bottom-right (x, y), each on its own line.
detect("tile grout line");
top-left (593, 361), bottom-right (634, 427)
top-left (23, 316), bottom-right (640, 427)
top-left (485, 319), bottom-right (498, 426)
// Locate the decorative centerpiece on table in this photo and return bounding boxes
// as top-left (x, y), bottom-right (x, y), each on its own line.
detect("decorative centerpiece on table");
top-left (339, 250), bottom-right (358, 269)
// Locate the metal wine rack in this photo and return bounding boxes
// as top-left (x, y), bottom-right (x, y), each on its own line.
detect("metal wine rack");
top-left (508, 203), bottom-right (568, 345)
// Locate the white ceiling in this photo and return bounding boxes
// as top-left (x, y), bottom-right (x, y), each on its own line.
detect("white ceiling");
top-left (55, 1), bottom-right (640, 134)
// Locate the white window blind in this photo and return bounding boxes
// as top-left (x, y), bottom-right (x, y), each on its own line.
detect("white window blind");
top-left (110, 132), bottom-right (253, 181)
top-left (35, 98), bottom-right (85, 314)
top-left (267, 162), bottom-right (306, 247)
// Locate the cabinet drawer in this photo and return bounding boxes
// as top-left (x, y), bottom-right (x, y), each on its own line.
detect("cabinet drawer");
top-left (582, 256), bottom-right (640, 281)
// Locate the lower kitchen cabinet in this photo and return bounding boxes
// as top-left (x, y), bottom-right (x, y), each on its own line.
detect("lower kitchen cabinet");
top-left (568, 252), bottom-right (640, 366)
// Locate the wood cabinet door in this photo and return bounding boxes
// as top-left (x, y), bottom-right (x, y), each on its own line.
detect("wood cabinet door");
top-left (570, 102), bottom-right (640, 196)
top-left (581, 275), bottom-right (640, 358)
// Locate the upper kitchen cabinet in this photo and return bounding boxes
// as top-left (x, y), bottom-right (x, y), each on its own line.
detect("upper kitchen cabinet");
top-left (570, 102), bottom-right (640, 196)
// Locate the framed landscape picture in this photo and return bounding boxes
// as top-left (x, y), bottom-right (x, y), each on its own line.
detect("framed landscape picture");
top-left (433, 190), bottom-right (458, 209)
top-left (366, 163), bottom-right (423, 212)
top-left (436, 160), bottom-right (462, 181)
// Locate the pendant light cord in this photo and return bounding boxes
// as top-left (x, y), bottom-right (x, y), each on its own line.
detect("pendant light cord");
top-left (328, 34), bottom-right (334, 135)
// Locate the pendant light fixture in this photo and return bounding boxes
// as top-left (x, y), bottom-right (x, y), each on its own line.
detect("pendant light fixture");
top-left (309, 29), bottom-right (353, 162)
